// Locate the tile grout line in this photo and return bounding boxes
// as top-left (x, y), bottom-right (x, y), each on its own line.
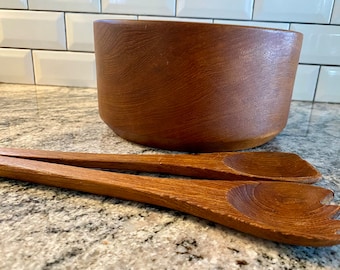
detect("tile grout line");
top-left (251, 0), bottom-right (255, 20)
top-left (63, 12), bottom-right (68, 51)
top-left (31, 49), bottom-right (36, 84)
top-left (312, 66), bottom-right (323, 102)
top-left (329, 0), bottom-right (336, 24)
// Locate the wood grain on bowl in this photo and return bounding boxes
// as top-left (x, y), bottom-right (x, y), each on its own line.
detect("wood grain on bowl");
top-left (94, 20), bottom-right (303, 152)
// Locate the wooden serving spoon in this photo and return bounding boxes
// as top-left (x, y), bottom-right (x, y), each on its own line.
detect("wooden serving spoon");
top-left (0, 148), bottom-right (321, 183)
top-left (0, 155), bottom-right (339, 247)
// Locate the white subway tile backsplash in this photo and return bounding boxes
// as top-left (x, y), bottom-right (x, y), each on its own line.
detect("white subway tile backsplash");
top-left (33, 51), bottom-right (96, 87)
top-left (0, 0), bottom-right (338, 102)
top-left (253, 0), bottom-right (334, 23)
top-left (290, 24), bottom-right (340, 66)
top-left (315, 66), bottom-right (340, 102)
top-left (292, 65), bottom-right (320, 101)
top-left (177, 0), bottom-right (253, 20)
top-left (138, 16), bottom-right (213, 23)
top-left (66, 14), bottom-right (137, 52)
top-left (102, 0), bottom-right (175, 16)
top-left (28, 0), bottom-right (100, 13)
top-left (0, 10), bottom-right (66, 50)
top-left (331, 0), bottom-right (340, 24)
top-left (214, 19), bottom-right (289, 30)
top-left (0, 48), bottom-right (34, 84)
top-left (0, 0), bottom-right (27, 9)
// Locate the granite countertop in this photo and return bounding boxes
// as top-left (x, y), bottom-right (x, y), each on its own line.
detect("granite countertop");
top-left (0, 83), bottom-right (339, 269)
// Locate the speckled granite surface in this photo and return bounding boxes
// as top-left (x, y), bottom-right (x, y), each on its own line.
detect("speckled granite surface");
top-left (0, 83), bottom-right (339, 270)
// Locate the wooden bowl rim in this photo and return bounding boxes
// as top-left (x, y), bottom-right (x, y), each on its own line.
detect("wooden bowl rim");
top-left (94, 19), bottom-right (302, 36)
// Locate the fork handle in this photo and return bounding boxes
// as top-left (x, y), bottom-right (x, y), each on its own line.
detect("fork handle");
top-left (0, 155), bottom-right (240, 228)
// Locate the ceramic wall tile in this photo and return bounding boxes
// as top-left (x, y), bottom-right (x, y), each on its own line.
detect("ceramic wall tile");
top-left (253, 0), bottom-right (333, 23)
top-left (290, 24), bottom-right (340, 65)
top-left (0, 48), bottom-right (34, 84)
top-left (331, 0), bottom-right (340, 24)
top-left (0, 10), bottom-right (66, 50)
top-left (0, 0), bottom-right (27, 9)
top-left (138, 16), bottom-right (212, 23)
top-left (214, 19), bottom-right (289, 30)
top-left (33, 51), bottom-right (96, 87)
top-left (0, 0), bottom-right (338, 103)
top-left (292, 65), bottom-right (320, 101)
top-left (28, 0), bottom-right (100, 13)
top-left (102, 0), bottom-right (175, 16)
top-left (315, 66), bottom-right (340, 102)
top-left (66, 14), bottom-right (137, 52)
top-left (177, 0), bottom-right (253, 20)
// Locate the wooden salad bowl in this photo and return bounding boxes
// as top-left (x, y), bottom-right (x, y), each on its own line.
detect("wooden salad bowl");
top-left (94, 20), bottom-right (303, 152)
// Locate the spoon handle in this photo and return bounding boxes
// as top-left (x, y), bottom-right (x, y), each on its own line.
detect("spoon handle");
top-left (0, 147), bottom-right (228, 179)
top-left (0, 147), bottom-right (321, 182)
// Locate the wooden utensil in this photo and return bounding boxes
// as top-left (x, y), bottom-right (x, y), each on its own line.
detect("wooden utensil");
top-left (94, 20), bottom-right (303, 151)
top-left (0, 155), bottom-right (339, 246)
top-left (0, 148), bottom-right (321, 183)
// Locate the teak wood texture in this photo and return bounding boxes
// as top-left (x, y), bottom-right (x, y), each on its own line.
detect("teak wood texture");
top-left (94, 20), bottom-right (303, 152)
top-left (0, 154), bottom-right (339, 247)
top-left (0, 147), bottom-right (321, 183)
